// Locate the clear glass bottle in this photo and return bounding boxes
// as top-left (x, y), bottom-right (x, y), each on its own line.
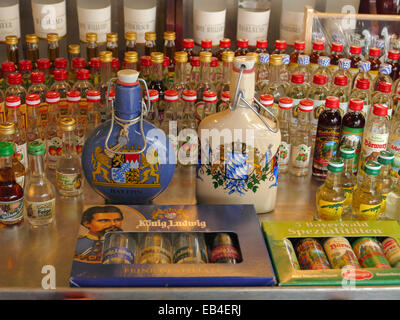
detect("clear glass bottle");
top-left (280, 54), bottom-right (290, 90)
top-left (309, 41), bottom-right (326, 73)
top-left (278, 97), bottom-right (293, 174)
top-left (290, 99), bottom-right (313, 177)
top-left (149, 52), bottom-right (167, 120)
top-left (349, 45), bottom-right (363, 78)
top-left (140, 56), bottom-right (152, 86)
top-left (0, 141), bottom-right (24, 226)
top-left (333, 58), bottom-right (352, 91)
top-left (329, 42), bottom-right (345, 73)
top-left (287, 73), bottom-right (306, 136)
top-left (5, 73), bottom-right (27, 104)
top-left (389, 108), bottom-right (400, 178)
top-left (69, 57), bottom-right (86, 86)
top-left (183, 38), bottom-right (195, 60)
top-left (179, 90), bottom-right (198, 166)
top-left (202, 90), bottom-right (217, 119)
top-left (45, 91), bottom-right (62, 169)
top-left (160, 89), bottom-right (178, 142)
top-left (56, 117), bottom-right (83, 197)
top-left (210, 57), bottom-right (221, 90)
top-left (6, 35), bottom-right (19, 67)
top-left (47, 33), bottom-right (60, 72)
top-left (255, 40), bottom-right (268, 54)
top-left (386, 50), bottom-right (400, 81)
top-left (144, 89), bottom-right (160, 127)
top-left (106, 33), bottom-right (119, 59)
top-left (25, 34), bottom-right (39, 68)
top-left (376, 151), bottom-right (394, 218)
top-left (85, 90), bottom-right (101, 136)
top-left (339, 146), bottom-right (356, 219)
top-left (122, 51), bottom-right (138, 70)
top-left (313, 56), bottom-right (333, 87)
top-left (215, 38), bottom-right (231, 61)
top-left (125, 32), bottom-right (137, 52)
top-left (259, 94), bottom-right (275, 117)
top-left (218, 51), bottom-right (234, 98)
top-left (37, 58), bottom-right (52, 87)
top-left (25, 140), bottom-right (56, 226)
top-left (50, 69), bottom-right (70, 99)
top-left (1, 62), bottom-right (15, 91)
top-left (138, 233), bottom-right (172, 264)
top-left (350, 78), bottom-right (372, 119)
top-left (111, 58), bottom-right (120, 78)
top-left (331, 75), bottom-right (350, 117)
top-left (367, 47), bottom-right (381, 79)
top-left (235, 39), bottom-right (249, 57)
top-left (272, 39), bottom-right (287, 55)
top-left (372, 64), bottom-right (393, 93)
top-left (89, 57), bottom-right (101, 88)
top-left (315, 158), bottom-right (346, 221)
top-left (163, 31), bottom-right (176, 71)
top-left (264, 54), bottom-right (285, 116)
top-left (189, 56), bottom-right (200, 91)
top-left (66, 91), bottom-right (84, 155)
top-left (385, 170), bottom-right (400, 221)
top-left (372, 81), bottom-right (393, 119)
top-left (194, 51), bottom-right (215, 104)
top-left (217, 91), bottom-right (230, 112)
top-left (26, 94), bottom-right (44, 143)
top-left (171, 51), bottom-right (190, 98)
top-left (352, 161), bottom-right (383, 220)
top-left (144, 32), bottom-right (157, 56)
top-left (68, 44), bottom-right (81, 62)
top-left (97, 51), bottom-right (114, 113)
top-left (18, 60), bottom-right (32, 90)
top-left (72, 69), bottom-right (94, 99)
top-left (293, 55), bottom-right (311, 89)
top-left (173, 233), bottom-right (208, 263)
top-left (86, 33), bottom-right (99, 61)
top-left (289, 40), bottom-right (306, 71)
top-left (352, 61), bottom-right (373, 90)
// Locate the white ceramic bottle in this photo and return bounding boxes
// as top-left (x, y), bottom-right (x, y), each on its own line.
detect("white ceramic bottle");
top-left (196, 56), bottom-right (281, 213)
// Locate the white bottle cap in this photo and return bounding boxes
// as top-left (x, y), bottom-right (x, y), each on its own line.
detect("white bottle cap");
top-left (118, 69), bottom-right (139, 85)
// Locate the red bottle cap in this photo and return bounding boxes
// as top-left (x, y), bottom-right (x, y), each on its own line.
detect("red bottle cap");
top-left (76, 68), bottom-right (90, 80)
top-left (90, 57), bottom-right (101, 69)
top-left (219, 38), bottom-right (231, 48)
top-left (291, 73), bottom-right (305, 84)
top-left (294, 40), bottom-right (305, 50)
top-left (30, 71), bottom-right (44, 83)
top-left (260, 94), bottom-right (274, 106)
top-left (373, 104), bottom-right (388, 117)
top-left (5, 96), bottom-right (21, 108)
top-left (275, 40), bottom-right (286, 50)
top-left (162, 57), bottom-right (170, 67)
top-left (325, 96), bottom-right (340, 109)
top-left (37, 58), bottom-right (50, 70)
top-left (203, 90), bottom-right (217, 103)
top-left (144, 89), bottom-right (159, 102)
top-left (72, 57), bottom-right (86, 69)
top-left (54, 58), bottom-right (68, 69)
top-left (182, 90), bottom-right (197, 102)
top-left (256, 40), bottom-right (268, 49)
top-left (313, 41), bottom-right (324, 51)
top-left (67, 91), bottom-right (81, 102)
top-left (388, 50), bottom-right (400, 60)
top-left (140, 56), bottom-right (152, 67)
top-left (356, 78), bottom-right (370, 90)
top-left (18, 60), bottom-right (32, 71)
top-left (237, 39), bottom-right (249, 49)
top-left (201, 39), bottom-right (212, 49)
top-left (190, 56), bottom-right (200, 67)
top-left (348, 98), bottom-right (364, 111)
top-left (350, 45), bottom-right (362, 55)
top-left (53, 69), bottom-right (67, 81)
top-left (369, 47), bottom-right (381, 57)
top-left (313, 73), bottom-right (327, 85)
top-left (164, 89), bottom-right (179, 102)
top-left (331, 42), bottom-right (343, 52)
top-left (26, 94), bottom-right (41, 106)
top-left (378, 81), bottom-right (392, 93)
top-left (299, 99), bottom-right (314, 112)
top-left (221, 91), bottom-right (230, 102)
top-left (108, 89), bottom-right (115, 101)
top-left (111, 58), bottom-right (120, 69)
top-left (2, 61), bottom-right (15, 73)
top-left (8, 72), bottom-right (22, 85)
top-left (46, 91), bottom-right (60, 104)
top-left (86, 90), bottom-right (101, 102)
top-left (183, 38), bottom-right (195, 49)
top-left (210, 57), bottom-right (218, 67)
top-left (279, 97), bottom-right (293, 109)
top-left (334, 75), bottom-right (348, 86)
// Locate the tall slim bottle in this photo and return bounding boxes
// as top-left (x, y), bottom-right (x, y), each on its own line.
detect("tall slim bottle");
top-left (264, 54), bottom-right (285, 116)
top-left (278, 97), bottom-right (292, 174)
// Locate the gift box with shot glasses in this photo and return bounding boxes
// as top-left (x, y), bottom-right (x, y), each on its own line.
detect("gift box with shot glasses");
top-left (69, 204), bottom-right (276, 287)
top-left (263, 221), bottom-right (400, 286)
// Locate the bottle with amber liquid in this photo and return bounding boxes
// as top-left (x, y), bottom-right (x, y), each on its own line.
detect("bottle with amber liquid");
top-left (72, 69), bottom-right (94, 99)
top-left (68, 44), bottom-right (81, 62)
top-left (97, 51), bottom-right (114, 114)
top-left (139, 56), bottom-right (152, 86)
top-left (349, 45), bottom-right (363, 78)
top-left (50, 70), bottom-right (70, 99)
top-left (28, 72), bottom-right (48, 103)
top-left (122, 51), bottom-right (138, 70)
top-left (145, 32), bottom-right (157, 56)
top-left (235, 39), bottom-right (249, 57)
top-left (215, 38), bottom-right (231, 61)
top-left (163, 31), bottom-right (176, 67)
top-left (47, 33), bottom-right (60, 72)
top-left (149, 53), bottom-right (167, 120)
top-left (183, 38), bottom-right (195, 60)
top-left (289, 40), bottom-right (306, 71)
top-left (386, 50), bottom-right (400, 82)
top-left (0, 141), bottom-right (24, 226)
top-left (106, 33), bottom-right (119, 59)
top-left (5, 73), bottom-right (27, 104)
top-left (89, 58), bottom-right (101, 87)
top-left (309, 41), bottom-right (325, 73)
top-left (255, 40), bottom-right (268, 54)
top-left (86, 33), bottom-right (98, 61)
top-left (125, 32), bottom-right (137, 52)
top-left (25, 34), bottom-right (39, 68)
top-left (111, 58), bottom-right (120, 78)
top-left (366, 47), bottom-right (381, 79)
top-left (210, 233), bottom-right (241, 264)
top-left (200, 40), bottom-right (213, 54)
top-left (18, 60), bottom-right (33, 90)
top-left (312, 96), bottom-right (342, 180)
top-left (272, 40), bottom-right (287, 55)
top-left (329, 42), bottom-right (345, 73)
top-left (6, 35), bottom-right (19, 67)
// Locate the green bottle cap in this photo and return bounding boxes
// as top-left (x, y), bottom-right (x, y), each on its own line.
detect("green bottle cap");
top-left (28, 140), bottom-right (45, 156)
top-left (377, 151), bottom-right (394, 165)
top-left (0, 141), bottom-right (14, 157)
top-left (327, 158), bottom-right (344, 172)
top-left (339, 146), bottom-right (355, 159)
top-left (363, 161), bottom-right (381, 175)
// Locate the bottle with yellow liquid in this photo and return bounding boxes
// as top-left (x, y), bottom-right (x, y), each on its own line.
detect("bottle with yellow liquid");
top-left (339, 146), bottom-right (356, 219)
top-left (376, 151), bottom-right (394, 218)
top-left (352, 161), bottom-right (383, 220)
top-left (315, 158), bottom-right (346, 221)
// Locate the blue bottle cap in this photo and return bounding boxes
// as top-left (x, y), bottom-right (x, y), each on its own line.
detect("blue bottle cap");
top-left (359, 61), bottom-right (371, 71)
top-left (379, 63), bottom-right (392, 75)
top-left (259, 53), bottom-right (269, 64)
top-left (318, 56), bottom-right (330, 67)
top-left (338, 58), bottom-right (351, 70)
top-left (281, 54), bottom-right (290, 65)
top-left (298, 55), bottom-right (310, 65)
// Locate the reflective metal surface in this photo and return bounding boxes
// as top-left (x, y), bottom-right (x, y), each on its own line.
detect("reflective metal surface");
top-left (1, 165), bottom-right (400, 299)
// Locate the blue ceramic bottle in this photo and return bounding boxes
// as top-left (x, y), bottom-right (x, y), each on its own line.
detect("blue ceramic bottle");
top-left (82, 70), bottom-right (176, 203)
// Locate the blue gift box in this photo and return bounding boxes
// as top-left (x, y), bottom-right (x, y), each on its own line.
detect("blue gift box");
top-left (70, 204), bottom-right (276, 287)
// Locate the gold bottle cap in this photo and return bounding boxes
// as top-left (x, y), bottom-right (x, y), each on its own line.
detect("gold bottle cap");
top-left (151, 52), bottom-right (164, 64)
top-left (5, 35), bottom-right (18, 45)
top-left (100, 51), bottom-right (113, 63)
top-left (47, 33), bottom-right (59, 42)
top-left (164, 31), bottom-right (176, 41)
top-left (86, 32), bottom-right (97, 42)
top-left (125, 32), bottom-right (137, 41)
top-left (0, 122), bottom-right (15, 135)
top-left (124, 51), bottom-right (138, 63)
top-left (145, 32), bottom-right (156, 41)
top-left (175, 51), bottom-right (188, 63)
top-left (68, 44), bottom-right (81, 54)
top-left (222, 51), bottom-right (234, 62)
top-left (246, 52), bottom-right (259, 63)
top-left (269, 54), bottom-right (283, 66)
top-left (199, 51), bottom-right (212, 63)
top-left (26, 34), bottom-right (38, 44)
top-left (107, 33), bottom-right (118, 42)
top-left (58, 117), bottom-right (76, 131)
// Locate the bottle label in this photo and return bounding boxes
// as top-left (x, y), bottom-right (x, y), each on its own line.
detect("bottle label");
top-left (323, 237), bottom-right (359, 269)
top-left (353, 238), bottom-right (390, 268)
top-left (291, 144), bottom-right (311, 169)
top-left (26, 199), bottom-right (55, 221)
top-left (382, 238), bottom-right (400, 268)
top-left (237, 7), bottom-right (270, 47)
top-left (389, 137), bottom-right (400, 178)
top-left (278, 141), bottom-right (291, 169)
top-left (0, 3), bottom-right (20, 41)
top-left (56, 172), bottom-right (82, 192)
top-left (0, 198), bottom-right (24, 223)
top-left (360, 132), bottom-right (389, 171)
top-left (193, 7), bottom-right (226, 45)
top-left (313, 126), bottom-right (340, 166)
top-left (279, 10), bottom-right (304, 45)
top-left (311, 100), bottom-right (325, 140)
top-left (210, 245), bottom-right (240, 263)
top-left (317, 199), bottom-right (344, 220)
top-left (103, 246), bottom-right (135, 264)
top-left (32, 0), bottom-right (67, 38)
top-left (340, 126), bottom-right (364, 172)
top-left (139, 246), bottom-right (172, 264)
top-left (46, 136), bottom-right (62, 166)
top-left (124, 5), bottom-right (156, 44)
top-left (357, 203), bottom-right (382, 220)
top-left (173, 246), bottom-right (207, 264)
top-left (77, 5), bottom-right (111, 43)
top-left (15, 143), bottom-right (28, 169)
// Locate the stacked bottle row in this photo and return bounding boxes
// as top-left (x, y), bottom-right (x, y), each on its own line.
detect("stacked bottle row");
top-left (102, 232), bottom-right (242, 265)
